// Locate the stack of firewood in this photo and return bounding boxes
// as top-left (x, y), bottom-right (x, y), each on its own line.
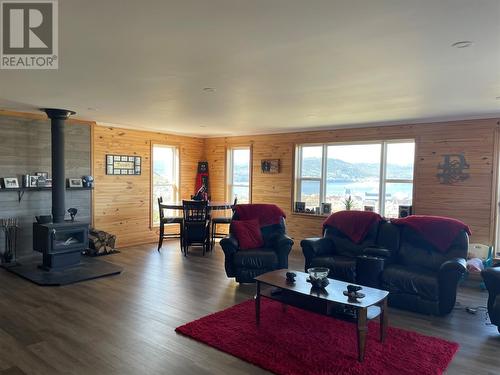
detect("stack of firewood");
top-left (87, 228), bottom-right (116, 256)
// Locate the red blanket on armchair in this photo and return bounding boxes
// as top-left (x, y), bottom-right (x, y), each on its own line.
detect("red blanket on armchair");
top-left (234, 204), bottom-right (286, 226)
top-left (391, 215), bottom-right (471, 252)
top-left (322, 211), bottom-right (383, 244)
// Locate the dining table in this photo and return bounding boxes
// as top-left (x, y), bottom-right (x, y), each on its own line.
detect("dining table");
top-left (160, 201), bottom-right (234, 211)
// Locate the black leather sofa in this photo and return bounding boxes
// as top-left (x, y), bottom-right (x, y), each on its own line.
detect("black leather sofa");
top-left (481, 266), bottom-right (500, 332)
top-left (220, 217), bottom-right (294, 283)
top-left (301, 219), bottom-right (468, 315)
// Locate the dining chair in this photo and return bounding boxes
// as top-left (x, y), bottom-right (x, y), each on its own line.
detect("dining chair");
top-left (211, 198), bottom-right (237, 250)
top-left (182, 200), bottom-right (210, 256)
top-left (157, 197), bottom-right (183, 252)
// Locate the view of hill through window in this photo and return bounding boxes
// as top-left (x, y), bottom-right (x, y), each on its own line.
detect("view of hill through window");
top-left (296, 142), bottom-right (414, 217)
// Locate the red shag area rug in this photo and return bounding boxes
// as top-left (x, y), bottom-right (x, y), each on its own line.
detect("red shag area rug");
top-left (175, 299), bottom-right (459, 375)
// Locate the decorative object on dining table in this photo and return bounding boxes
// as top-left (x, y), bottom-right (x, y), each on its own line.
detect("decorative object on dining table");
top-left (321, 202), bottom-right (332, 215)
top-left (106, 154), bottom-right (141, 175)
top-left (192, 184), bottom-right (208, 201)
top-left (1, 218), bottom-right (19, 265)
top-left (67, 178), bottom-right (83, 188)
top-left (2, 177), bottom-right (19, 189)
top-left (306, 267), bottom-right (330, 288)
top-left (286, 271), bottom-right (296, 283)
top-left (261, 159), bottom-right (280, 174)
top-left (68, 207), bottom-right (78, 222)
top-left (82, 175), bottom-right (94, 188)
top-left (294, 201), bottom-right (305, 213)
top-left (343, 284), bottom-right (366, 300)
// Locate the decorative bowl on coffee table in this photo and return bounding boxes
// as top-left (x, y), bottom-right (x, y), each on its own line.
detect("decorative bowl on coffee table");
top-left (306, 267), bottom-right (330, 288)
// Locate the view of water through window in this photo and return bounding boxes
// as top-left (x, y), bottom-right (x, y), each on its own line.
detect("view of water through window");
top-left (297, 142), bottom-right (414, 217)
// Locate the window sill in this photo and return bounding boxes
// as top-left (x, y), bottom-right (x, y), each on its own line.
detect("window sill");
top-left (291, 212), bottom-right (329, 219)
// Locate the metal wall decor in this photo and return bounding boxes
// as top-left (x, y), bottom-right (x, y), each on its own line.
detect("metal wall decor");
top-left (106, 155), bottom-right (141, 175)
top-left (436, 154), bottom-right (470, 184)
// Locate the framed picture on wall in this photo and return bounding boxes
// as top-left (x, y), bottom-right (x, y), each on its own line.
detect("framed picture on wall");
top-left (28, 175), bottom-right (39, 188)
top-left (106, 154), bottom-right (141, 175)
top-left (2, 177), bottom-right (19, 189)
top-left (67, 178), bottom-right (83, 188)
top-left (261, 159), bottom-right (280, 174)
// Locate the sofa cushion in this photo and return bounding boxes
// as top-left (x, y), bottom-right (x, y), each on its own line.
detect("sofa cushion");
top-left (381, 264), bottom-right (439, 301)
top-left (310, 255), bottom-right (356, 283)
top-left (233, 248), bottom-right (278, 269)
top-left (231, 219), bottom-right (264, 250)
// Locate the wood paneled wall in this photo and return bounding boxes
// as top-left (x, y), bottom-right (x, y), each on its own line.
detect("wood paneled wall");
top-left (93, 126), bottom-right (204, 247)
top-left (205, 119), bottom-right (500, 250)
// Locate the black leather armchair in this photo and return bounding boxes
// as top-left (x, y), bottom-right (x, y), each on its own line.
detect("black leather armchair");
top-left (481, 266), bottom-right (500, 332)
top-left (220, 217), bottom-right (294, 283)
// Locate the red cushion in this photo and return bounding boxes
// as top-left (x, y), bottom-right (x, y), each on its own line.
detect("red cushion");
top-left (231, 219), bottom-right (264, 250)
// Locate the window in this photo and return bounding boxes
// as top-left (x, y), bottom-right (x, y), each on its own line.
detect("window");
top-left (295, 140), bottom-right (415, 217)
top-left (227, 147), bottom-right (251, 204)
top-left (152, 144), bottom-right (179, 225)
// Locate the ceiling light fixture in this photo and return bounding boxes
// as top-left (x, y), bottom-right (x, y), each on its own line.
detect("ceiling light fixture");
top-left (203, 87), bottom-right (216, 92)
top-left (451, 41), bottom-right (473, 48)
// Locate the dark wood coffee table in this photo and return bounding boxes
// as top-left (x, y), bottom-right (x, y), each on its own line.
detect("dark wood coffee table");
top-left (254, 269), bottom-right (389, 362)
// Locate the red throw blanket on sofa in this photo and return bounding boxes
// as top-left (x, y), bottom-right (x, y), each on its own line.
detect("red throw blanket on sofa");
top-left (234, 204), bottom-right (286, 226)
top-left (391, 215), bottom-right (472, 252)
top-left (322, 211), bottom-right (383, 244)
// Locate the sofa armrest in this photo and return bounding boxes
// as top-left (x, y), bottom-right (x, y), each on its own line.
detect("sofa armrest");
top-left (220, 234), bottom-right (239, 255)
top-left (268, 233), bottom-right (294, 269)
top-left (439, 258), bottom-right (467, 275)
top-left (300, 237), bottom-right (334, 268)
top-left (438, 258), bottom-right (467, 315)
top-left (219, 234), bottom-right (239, 277)
top-left (482, 266), bottom-right (500, 296)
top-left (363, 246), bottom-right (392, 258)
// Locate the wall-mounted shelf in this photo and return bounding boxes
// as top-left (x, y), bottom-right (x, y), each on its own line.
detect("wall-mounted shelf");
top-left (0, 187), bottom-right (93, 202)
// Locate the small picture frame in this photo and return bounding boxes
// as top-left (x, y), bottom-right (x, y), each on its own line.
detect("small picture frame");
top-left (35, 172), bottom-right (49, 179)
top-left (3, 177), bottom-right (19, 189)
top-left (294, 201), bottom-right (306, 213)
top-left (321, 202), bottom-right (332, 215)
top-left (67, 178), bottom-right (83, 188)
top-left (261, 159), bottom-right (280, 174)
top-left (29, 175), bottom-right (39, 187)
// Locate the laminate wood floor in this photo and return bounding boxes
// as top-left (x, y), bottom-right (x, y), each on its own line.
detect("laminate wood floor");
top-left (0, 241), bottom-right (498, 375)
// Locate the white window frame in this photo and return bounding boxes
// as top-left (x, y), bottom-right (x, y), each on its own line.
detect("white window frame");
top-left (152, 144), bottom-right (180, 226)
top-left (295, 140), bottom-right (415, 216)
top-left (227, 146), bottom-right (252, 203)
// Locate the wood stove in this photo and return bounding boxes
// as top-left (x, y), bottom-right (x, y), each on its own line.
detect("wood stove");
top-left (33, 221), bottom-right (89, 270)
top-left (33, 108), bottom-right (89, 271)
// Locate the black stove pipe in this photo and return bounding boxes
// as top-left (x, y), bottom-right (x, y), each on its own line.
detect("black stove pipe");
top-left (42, 108), bottom-right (76, 223)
